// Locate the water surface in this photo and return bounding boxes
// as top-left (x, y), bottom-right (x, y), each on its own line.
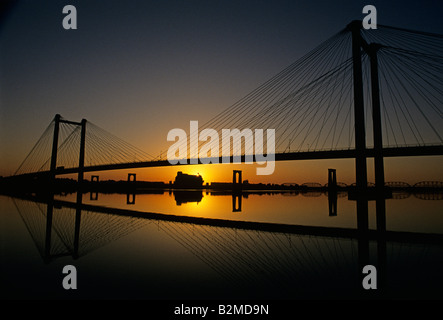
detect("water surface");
top-left (1, 190), bottom-right (442, 300)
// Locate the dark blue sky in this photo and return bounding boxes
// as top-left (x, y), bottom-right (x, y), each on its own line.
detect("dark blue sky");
top-left (1, 0), bottom-right (442, 180)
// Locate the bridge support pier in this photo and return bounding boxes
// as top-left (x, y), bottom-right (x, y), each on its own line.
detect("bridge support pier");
top-left (233, 170), bottom-right (242, 184)
top-left (126, 174), bottom-right (137, 204)
top-left (128, 173), bottom-right (136, 182)
top-left (328, 169), bottom-right (337, 191)
top-left (90, 175), bottom-right (99, 200)
top-left (232, 170), bottom-right (242, 191)
top-left (328, 169), bottom-right (338, 216)
top-left (127, 193), bottom-right (136, 205)
top-left (328, 193), bottom-right (337, 217)
top-left (232, 194), bottom-right (242, 212)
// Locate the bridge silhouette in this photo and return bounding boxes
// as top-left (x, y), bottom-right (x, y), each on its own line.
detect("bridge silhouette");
top-left (2, 20), bottom-right (443, 300)
top-left (8, 21), bottom-right (442, 181)
top-left (4, 21), bottom-right (443, 209)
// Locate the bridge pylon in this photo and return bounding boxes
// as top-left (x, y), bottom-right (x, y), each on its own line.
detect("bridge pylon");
top-left (348, 21), bottom-right (388, 233)
top-left (49, 114), bottom-right (61, 181)
top-left (49, 114), bottom-right (87, 192)
top-left (349, 21), bottom-right (369, 236)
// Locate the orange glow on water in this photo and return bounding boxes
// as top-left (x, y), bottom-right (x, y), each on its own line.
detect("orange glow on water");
top-left (72, 191), bottom-right (356, 228)
top-left (55, 190), bottom-right (443, 234)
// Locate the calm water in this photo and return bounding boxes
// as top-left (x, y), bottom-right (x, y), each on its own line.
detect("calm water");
top-left (1, 189), bottom-right (442, 300)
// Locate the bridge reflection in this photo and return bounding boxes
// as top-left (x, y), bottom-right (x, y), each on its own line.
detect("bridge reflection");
top-left (87, 185), bottom-right (442, 213)
top-left (8, 189), bottom-right (443, 298)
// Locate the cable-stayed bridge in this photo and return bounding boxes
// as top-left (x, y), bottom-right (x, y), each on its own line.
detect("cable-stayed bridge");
top-left (3, 21), bottom-right (443, 299)
top-left (6, 21), bottom-right (443, 190)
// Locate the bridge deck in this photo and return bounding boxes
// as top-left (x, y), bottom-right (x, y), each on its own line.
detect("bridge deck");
top-left (8, 193), bottom-right (443, 245)
top-left (10, 145), bottom-right (443, 178)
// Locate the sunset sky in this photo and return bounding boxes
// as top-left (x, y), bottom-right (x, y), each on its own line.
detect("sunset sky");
top-left (1, 0), bottom-right (442, 185)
